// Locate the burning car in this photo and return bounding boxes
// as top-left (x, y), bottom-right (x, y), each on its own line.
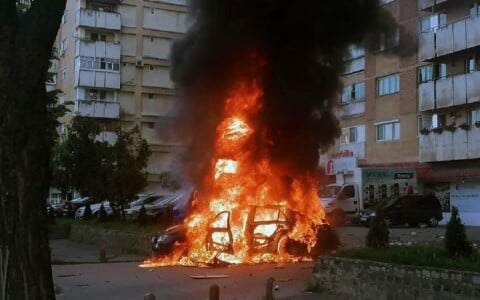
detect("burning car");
top-left (150, 204), bottom-right (338, 262)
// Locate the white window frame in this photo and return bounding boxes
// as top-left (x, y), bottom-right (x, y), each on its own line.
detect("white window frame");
top-left (341, 82), bottom-right (365, 103)
top-left (340, 125), bottom-right (365, 144)
top-left (377, 73), bottom-right (400, 96)
top-left (375, 120), bottom-right (400, 142)
top-left (420, 13), bottom-right (447, 33)
top-left (60, 67), bottom-right (67, 80)
top-left (468, 109), bottom-right (480, 125)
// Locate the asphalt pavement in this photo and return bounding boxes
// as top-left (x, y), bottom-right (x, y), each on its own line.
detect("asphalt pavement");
top-left (50, 225), bottom-right (480, 299)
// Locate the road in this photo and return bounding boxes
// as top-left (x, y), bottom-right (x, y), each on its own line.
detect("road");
top-left (53, 261), bottom-right (336, 300)
top-left (51, 225), bottom-right (480, 299)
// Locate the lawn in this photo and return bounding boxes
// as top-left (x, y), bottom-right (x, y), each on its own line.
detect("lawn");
top-left (52, 217), bottom-right (166, 235)
top-left (335, 245), bottom-right (480, 273)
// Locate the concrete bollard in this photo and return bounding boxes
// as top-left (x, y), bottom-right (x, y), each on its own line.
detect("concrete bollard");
top-left (209, 284), bottom-right (219, 300)
top-left (266, 277), bottom-right (275, 300)
top-left (144, 292), bottom-right (155, 300)
top-left (99, 248), bottom-right (106, 262)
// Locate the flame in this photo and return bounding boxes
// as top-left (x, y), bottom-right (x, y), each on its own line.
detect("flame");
top-left (142, 77), bottom-right (326, 268)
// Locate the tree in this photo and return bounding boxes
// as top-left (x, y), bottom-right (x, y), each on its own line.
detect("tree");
top-left (104, 126), bottom-right (151, 217)
top-left (366, 210), bottom-right (390, 249)
top-left (0, 0), bottom-right (66, 299)
top-left (445, 206), bottom-right (472, 257)
top-left (51, 117), bottom-right (151, 217)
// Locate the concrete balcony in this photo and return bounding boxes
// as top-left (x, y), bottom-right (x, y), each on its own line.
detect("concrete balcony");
top-left (74, 100), bottom-right (120, 119)
top-left (419, 71), bottom-right (480, 111)
top-left (342, 57), bottom-right (365, 75)
top-left (76, 9), bottom-right (121, 31)
top-left (75, 69), bottom-right (120, 89)
top-left (419, 0), bottom-right (455, 12)
top-left (339, 142), bottom-right (365, 160)
top-left (95, 131), bottom-right (118, 145)
top-left (339, 101), bottom-right (365, 118)
top-left (75, 39), bottom-right (120, 60)
top-left (419, 125), bottom-right (480, 162)
top-left (419, 15), bottom-right (480, 61)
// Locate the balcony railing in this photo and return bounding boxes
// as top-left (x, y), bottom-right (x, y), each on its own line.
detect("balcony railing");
top-left (340, 101), bottom-right (365, 118)
top-left (74, 100), bottom-right (120, 119)
top-left (419, 125), bottom-right (480, 162)
top-left (95, 131), bottom-right (118, 144)
top-left (75, 69), bottom-right (120, 89)
top-left (419, 71), bottom-right (480, 111)
top-left (75, 39), bottom-right (120, 60)
top-left (76, 8), bottom-right (121, 31)
top-left (419, 0), bottom-right (453, 12)
top-left (419, 14), bottom-right (480, 61)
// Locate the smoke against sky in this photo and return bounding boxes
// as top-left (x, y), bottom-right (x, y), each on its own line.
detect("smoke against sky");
top-left (169, 0), bottom-right (409, 182)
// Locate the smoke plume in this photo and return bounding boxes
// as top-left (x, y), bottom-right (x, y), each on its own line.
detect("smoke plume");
top-left (170, 0), bottom-right (408, 182)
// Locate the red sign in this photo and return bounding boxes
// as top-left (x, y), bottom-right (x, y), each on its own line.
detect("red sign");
top-left (330, 150), bottom-right (354, 159)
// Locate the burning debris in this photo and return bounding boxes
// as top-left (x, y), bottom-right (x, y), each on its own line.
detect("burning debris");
top-left (144, 0), bottom-right (406, 266)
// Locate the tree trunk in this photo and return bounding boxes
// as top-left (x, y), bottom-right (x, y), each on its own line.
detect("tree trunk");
top-left (0, 1), bottom-right (66, 299)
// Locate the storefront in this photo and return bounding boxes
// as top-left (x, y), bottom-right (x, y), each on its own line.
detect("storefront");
top-left (418, 161), bottom-right (480, 226)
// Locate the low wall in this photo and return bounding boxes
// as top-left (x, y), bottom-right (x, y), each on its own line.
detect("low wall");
top-left (313, 257), bottom-right (480, 300)
top-left (69, 224), bottom-right (151, 255)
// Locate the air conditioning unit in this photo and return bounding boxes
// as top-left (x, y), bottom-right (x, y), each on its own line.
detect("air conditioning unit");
top-left (136, 60), bottom-right (144, 67)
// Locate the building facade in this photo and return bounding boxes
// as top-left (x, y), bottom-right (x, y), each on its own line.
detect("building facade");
top-left (320, 0), bottom-right (421, 208)
top-left (52, 0), bottom-right (187, 193)
top-left (322, 0), bottom-right (480, 225)
top-left (417, 0), bottom-right (480, 225)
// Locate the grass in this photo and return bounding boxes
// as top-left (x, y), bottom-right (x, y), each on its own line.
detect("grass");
top-left (335, 245), bottom-right (480, 273)
top-left (51, 216), bottom-right (166, 235)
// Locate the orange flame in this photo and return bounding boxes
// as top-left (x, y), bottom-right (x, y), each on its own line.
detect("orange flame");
top-left (142, 78), bottom-right (326, 267)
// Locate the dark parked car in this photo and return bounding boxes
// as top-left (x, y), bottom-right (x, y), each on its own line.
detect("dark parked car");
top-left (359, 194), bottom-right (443, 227)
top-left (151, 224), bottom-right (187, 257)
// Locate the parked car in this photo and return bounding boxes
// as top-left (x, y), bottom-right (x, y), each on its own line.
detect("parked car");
top-left (124, 189), bottom-right (194, 222)
top-left (151, 224), bottom-right (188, 257)
top-left (123, 194), bottom-right (170, 221)
top-left (74, 201), bottom-right (114, 220)
top-left (62, 197), bottom-right (94, 217)
top-left (359, 194), bottom-right (443, 227)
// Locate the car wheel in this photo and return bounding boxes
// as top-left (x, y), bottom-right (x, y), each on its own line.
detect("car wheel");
top-left (427, 216), bottom-right (438, 227)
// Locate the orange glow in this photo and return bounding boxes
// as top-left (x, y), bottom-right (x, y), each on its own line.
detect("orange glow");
top-left (142, 76), bottom-right (326, 268)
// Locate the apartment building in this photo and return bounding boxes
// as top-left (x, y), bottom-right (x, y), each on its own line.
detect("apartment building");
top-left (418, 0), bottom-right (480, 225)
top-left (320, 0), bottom-right (421, 207)
top-left (52, 0), bottom-right (187, 192)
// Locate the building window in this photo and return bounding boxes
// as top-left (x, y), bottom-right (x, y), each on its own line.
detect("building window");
top-left (376, 28), bottom-right (399, 51)
top-left (61, 10), bottom-right (68, 24)
top-left (148, 94), bottom-right (154, 99)
top-left (341, 82), bottom-right (365, 103)
top-left (470, 3), bottom-right (480, 17)
top-left (79, 56), bottom-right (120, 71)
top-left (420, 13), bottom-right (447, 33)
top-left (419, 65), bottom-right (433, 83)
top-left (468, 109), bottom-right (480, 125)
top-left (344, 45), bottom-right (365, 61)
top-left (60, 67), bottom-right (67, 80)
top-left (59, 38), bottom-right (67, 56)
top-left (432, 113), bottom-right (446, 128)
top-left (149, 65), bottom-right (155, 71)
top-left (340, 125), bottom-right (365, 144)
top-left (377, 74), bottom-right (400, 96)
top-left (376, 121), bottom-right (400, 142)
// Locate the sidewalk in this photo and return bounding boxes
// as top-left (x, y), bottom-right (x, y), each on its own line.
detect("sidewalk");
top-left (50, 239), bottom-right (146, 264)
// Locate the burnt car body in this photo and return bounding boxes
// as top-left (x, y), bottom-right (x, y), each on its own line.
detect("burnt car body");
top-left (150, 205), bottom-right (339, 260)
top-left (206, 205), bottom-right (338, 258)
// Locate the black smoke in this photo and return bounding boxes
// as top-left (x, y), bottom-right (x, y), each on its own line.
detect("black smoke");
top-left (170, 0), bottom-right (408, 182)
